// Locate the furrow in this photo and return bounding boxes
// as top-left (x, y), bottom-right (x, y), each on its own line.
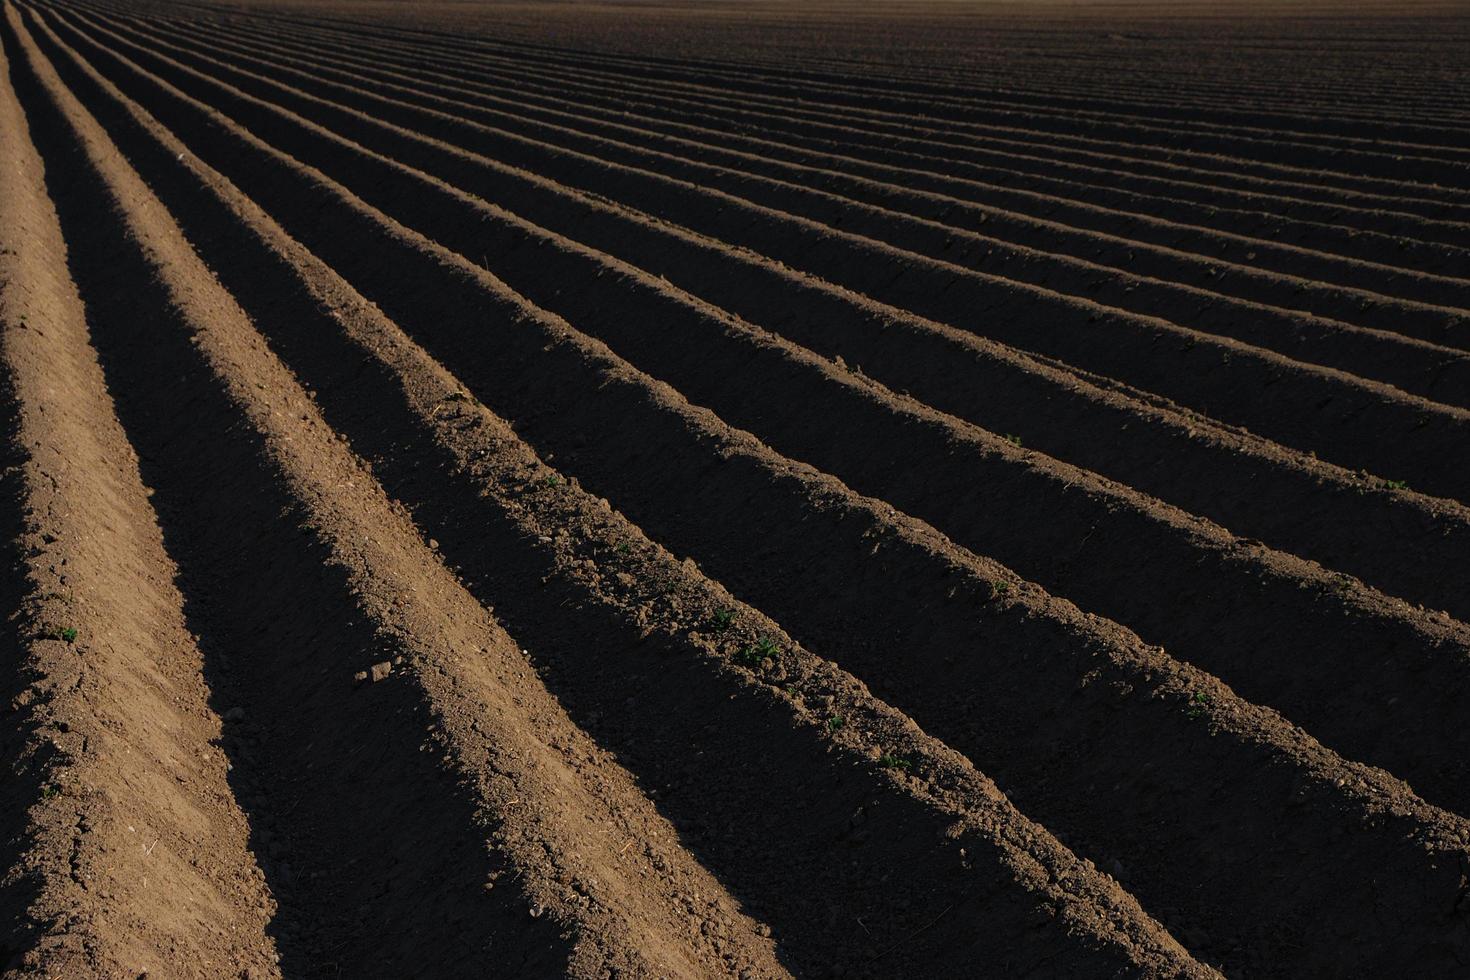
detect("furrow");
top-left (123, 14), bottom-right (1470, 353)
top-left (201, 16), bottom-right (1470, 297)
top-left (49, 5), bottom-right (1470, 507)
top-left (184, 49), bottom-right (1468, 403)
top-left (186, 8), bottom-right (1470, 196)
top-left (3, 9), bottom-right (805, 977)
top-left (228, 9), bottom-right (1470, 125)
top-left (0, 27), bottom-right (278, 977)
top-left (45, 0), bottom-right (1470, 823)
top-left (764, 67), bottom-right (1470, 148)
top-left (279, 19), bottom-right (1470, 192)
top-left (361, 22), bottom-right (1470, 154)
top-left (570, 60), bottom-right (1470, 171)
top-left (163, 7), bottom-right (1468, 119)
top-left (783, 63), bottom-right (1470, 144)
top-left (35, 8), bottom-right (1470, 976)
top-left (111, 12), bottom-right (1470, 625)
top-left (6, 12), bottom-right (1230, 978)
top-left (200, 11), bottom-right (1470, 231)
top-left (62, 6), bottom-right (1470, 629)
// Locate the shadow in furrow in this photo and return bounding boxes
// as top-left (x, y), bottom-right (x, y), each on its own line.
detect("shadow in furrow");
top-left (63, 68), bottom-right (1062, 980)
top-left (46, 30), bottom-right (1470, 979)
top-left (4, 30), bottom-right (571, 978)
top-left (0, 361), bottom-right (52, 967)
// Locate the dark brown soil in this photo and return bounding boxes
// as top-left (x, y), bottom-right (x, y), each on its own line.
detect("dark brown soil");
top-left (2, 0), bottom-right (1468, 977)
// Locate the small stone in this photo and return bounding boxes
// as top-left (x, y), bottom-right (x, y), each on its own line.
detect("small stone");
top-left (353, 671), bottom-right (369, 683)
top-left (369, 661), bottom-right (393, 683)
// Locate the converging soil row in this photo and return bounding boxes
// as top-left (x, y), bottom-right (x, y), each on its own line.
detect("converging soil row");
top-left (2, 1), bottom-right (1467, 977)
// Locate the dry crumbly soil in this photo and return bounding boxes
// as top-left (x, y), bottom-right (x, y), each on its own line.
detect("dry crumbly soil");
top-left (1, 0), bottom-right (1468, 976)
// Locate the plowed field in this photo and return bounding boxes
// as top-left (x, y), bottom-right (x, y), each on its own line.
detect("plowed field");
top-left (2, 0), bottom-right (1468, 976)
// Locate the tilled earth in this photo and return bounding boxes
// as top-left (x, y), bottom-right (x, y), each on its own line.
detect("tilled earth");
top-left (1, 0), bottom-right (1468, 976)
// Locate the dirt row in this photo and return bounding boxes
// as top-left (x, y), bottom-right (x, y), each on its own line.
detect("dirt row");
top-left (38, 2), bottom-right (1470, 825)
top-left (65, 8), bottom-right (1470, 608)
top-left (144, 5), bottom-right (1470, 229)
top-left (17, 4), bottom-right (1470, 977)
top-left (76, 4), bottom-right (1470, 256)
top-left (245, 10), bottom-right (1470, 193)
top-left (5, 0), bottom-right (1470, 976)
top-left (0, 30), bottom-right (277, 973)
top-left (0, 4), bottom-right (1217, 978)
top-left (53, 5), bottom-right (1470, 509)
top-left (215, 3), bottom-right (1470, 124)
top-left (328, 13), bottom-right (1470, 140)
top-left (61, 1), bottom-right (1470, 633)
top-left (196, 16), bottom-right (1470, 292)
top-left (148, 2), bottom-right (1470, 194)
top-left (110, 9), bottom-right (1470, 358)
top-left (6, 13), bottom-right (809, 974)
top-left (2, 11), bottom-right (1228, 975)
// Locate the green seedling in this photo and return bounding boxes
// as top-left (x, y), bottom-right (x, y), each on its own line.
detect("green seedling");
top-left (710, 607), bottom-right (736, 632)
top-left (990, 580), bottom-right (1010, 599)
top-left (544, 475), bottom-right (562, 488)
top-left (40, 783), bottom-right (60, 799)
top-left (52, 627), bottom-right (77, 643)
top-left (615, 541), bottom-right (632, 555)
top-left (1004, 433), bottom-right (1023, 448)
top-left (878, 753), bottom-right (912, 771)
top-left (827, 715), bottom-right (846, 732)
top-left (1384, 479), bottom-right (1409, 491)
top-left (734, 636), bottom-right (780, 669)
top-left (1186, 691), bottom-right (1212, 721)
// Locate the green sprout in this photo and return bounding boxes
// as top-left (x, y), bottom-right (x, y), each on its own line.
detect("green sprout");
top-left (734, 636), bottom-right (780, 669)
